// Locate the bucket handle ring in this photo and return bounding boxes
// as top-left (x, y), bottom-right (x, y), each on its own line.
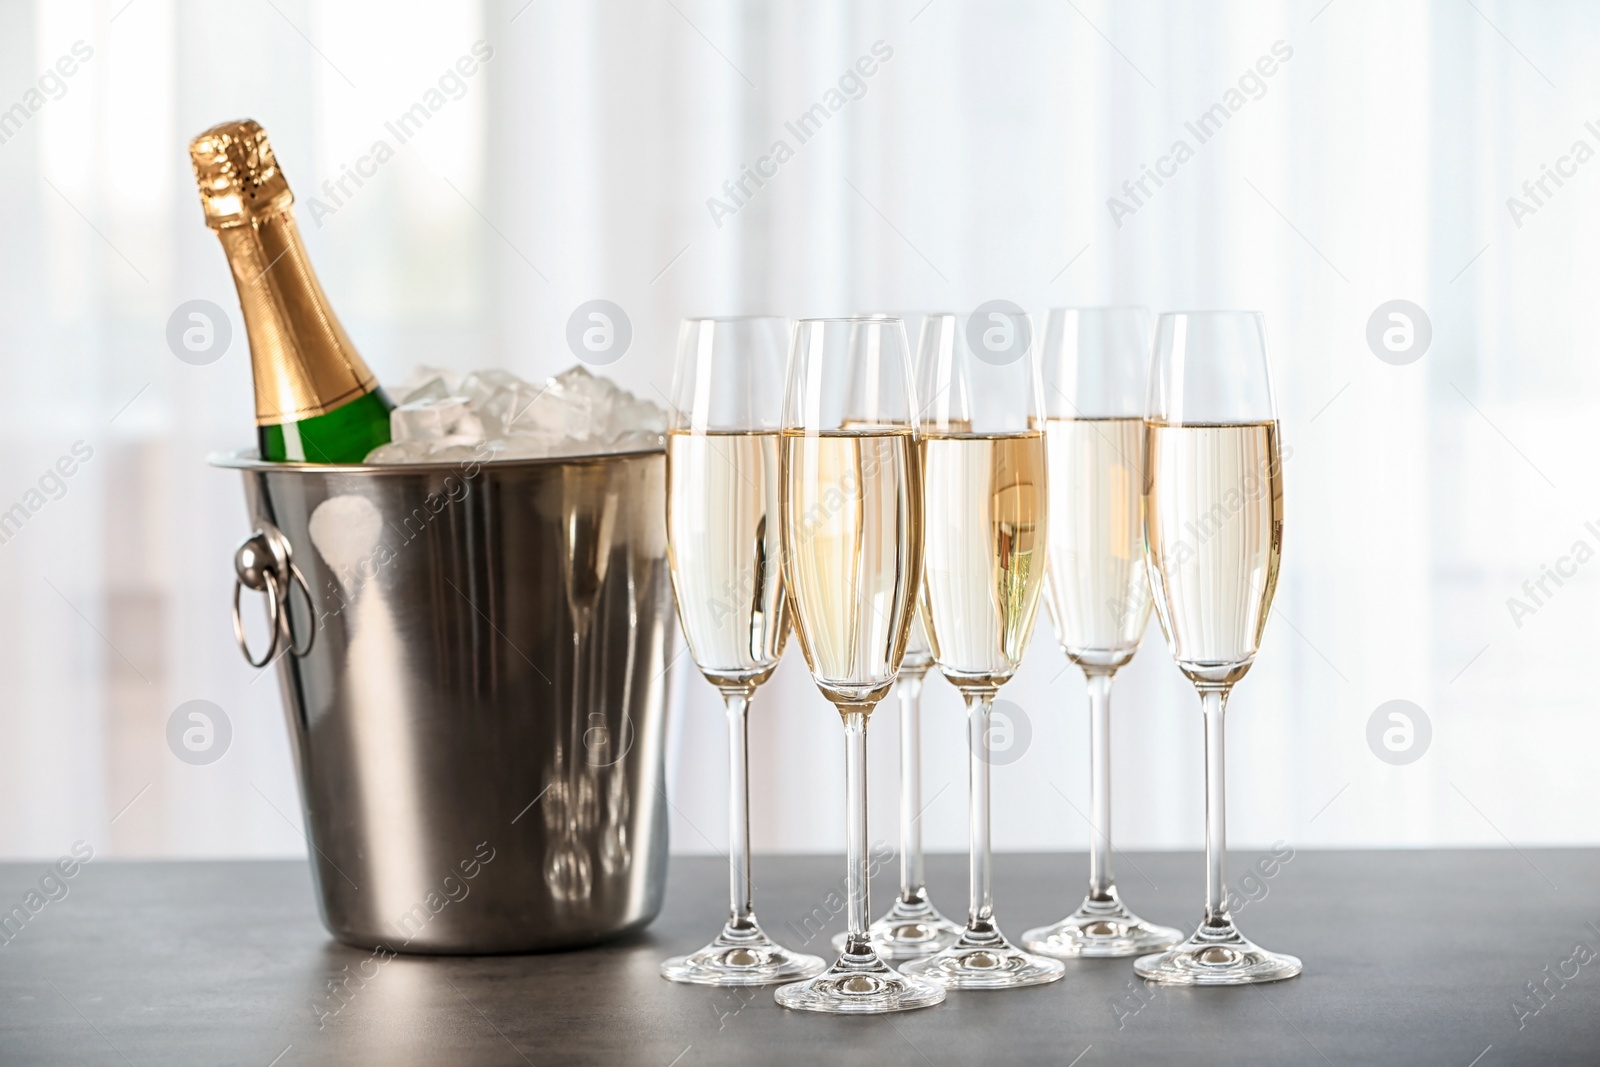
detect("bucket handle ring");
top-left (231, 525), bottom-right (315, 668)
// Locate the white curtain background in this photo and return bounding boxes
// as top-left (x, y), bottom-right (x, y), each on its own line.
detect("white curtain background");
top-left (0, 0), bottom-right (1592, 861)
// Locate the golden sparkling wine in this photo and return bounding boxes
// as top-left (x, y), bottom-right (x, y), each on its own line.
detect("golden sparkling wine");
top-left (666, 430), bottom-right (789, 690)
top-left (1144, 421), bottom-right (1283, 685)
top-left (1042, 417), bottom-right (1152, 662)
top-left (918, 431), bottom-right (1048, 689)
top-left (780, 429), bottom-right (922, 711)
top-left (189, 118), bottom-right (392, 462)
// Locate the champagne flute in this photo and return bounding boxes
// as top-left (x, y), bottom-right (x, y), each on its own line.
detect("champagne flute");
top-left (1022, 308), bottom-right (1181, 959)
top-left (1134, 310), bottom-right (1301, 985)
top-left (773, 317), bottom-right (945, 1014)
top-left (898, 310), bottom-right (1065, 990)
top-left (660, 317), bottom-right (826, 986)
top-left (834, 312), bottom-right (962, 960)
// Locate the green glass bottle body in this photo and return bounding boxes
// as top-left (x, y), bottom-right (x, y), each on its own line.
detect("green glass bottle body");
top-left (257, 388), bottom-right (395, 463)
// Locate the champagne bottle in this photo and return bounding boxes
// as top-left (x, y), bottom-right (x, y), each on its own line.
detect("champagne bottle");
top-left (188, 119), bottom-right (393, 462)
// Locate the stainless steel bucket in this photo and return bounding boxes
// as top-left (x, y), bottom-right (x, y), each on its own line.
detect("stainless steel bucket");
top-left (211, 446), bottom-right (675, 954)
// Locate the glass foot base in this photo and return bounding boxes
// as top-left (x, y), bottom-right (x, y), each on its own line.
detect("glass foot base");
top-left (1134, 920), bottom-right (1302, 985)
top-left (830, 893), bottom-right (964, 960)
top-left (898, 925), bottom-right (1065, 990)
top-left (661, 923), bottom-right (825, 986)
top-left (1022, 893), bottom-right (1181, 959)
top-left (775, 951), bottom-right (946, 1014)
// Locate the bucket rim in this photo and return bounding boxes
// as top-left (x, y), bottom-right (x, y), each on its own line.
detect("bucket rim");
top-left (207, 442), bottom-right (664, 474)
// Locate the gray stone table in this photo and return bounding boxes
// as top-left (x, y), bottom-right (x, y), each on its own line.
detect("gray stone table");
top-left (0, 849), bottom-right (1596, 1065)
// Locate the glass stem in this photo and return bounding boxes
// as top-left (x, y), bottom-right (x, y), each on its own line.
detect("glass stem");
top-left (966, 690), bottom-right (996, 934)
top-left (723, 689), bottom-right (756, 934)
top-left (1086, 670), bottom-right (1115, 901)
top-left (842, 709), bottom-right (872, 955)
top-left (1200, 687), bottom-right (1231, 928)
top-left (897, 670), bottom-right (927, 904)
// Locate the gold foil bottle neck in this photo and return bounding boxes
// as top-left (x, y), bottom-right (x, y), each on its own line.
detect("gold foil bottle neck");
top-left (190, 118), bottom-right (380, 426)
top-left (189, 119), bottom-right (293, 230)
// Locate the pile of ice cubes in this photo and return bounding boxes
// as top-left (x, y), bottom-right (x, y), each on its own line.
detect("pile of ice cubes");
top-left (365, 365), bottom-right (667, 463)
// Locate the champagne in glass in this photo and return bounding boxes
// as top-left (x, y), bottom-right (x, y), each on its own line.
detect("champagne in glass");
top-left (660, 317), bottom-right (825, 987)
top-left (898, 310), bottom-right (1065, 990)
top-left (1023, 308), bottom-right (1181, 959)
top-left (666, 431), bottom-right (787, 687)
top-left (781, 430), bottom-right (920, 702)
top-left (773, 318), bottom-right (945, 1014)
top-left (1145, 421), bottom-right (1282, 677)
top-left (1134, 310), bottom-right (1300, 985)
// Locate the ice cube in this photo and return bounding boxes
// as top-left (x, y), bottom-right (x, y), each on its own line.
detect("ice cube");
top-left (401, 377), bottom-right (453, 405)
top-left (396, 365), bottom-right (461, 397)
top-left (391, 396), bottom-right (480, 444)
top-left (547, 366), bottom-right (612, 416)
top-left (610, 396), bottom-right (668, 436)
top-left (551, 365), bottom-right (600, 393)
top-left (483, 381), bottom-right (558, 437)
top-left (459, 369), bottom-right (523, 408)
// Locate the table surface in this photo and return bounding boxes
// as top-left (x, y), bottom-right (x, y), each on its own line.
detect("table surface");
top-left (0, 849), bottom-right (1596, 1066)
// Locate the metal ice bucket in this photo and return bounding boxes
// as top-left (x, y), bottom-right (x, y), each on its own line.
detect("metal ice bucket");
top-left (211, 446), bottom-right (674, 954)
